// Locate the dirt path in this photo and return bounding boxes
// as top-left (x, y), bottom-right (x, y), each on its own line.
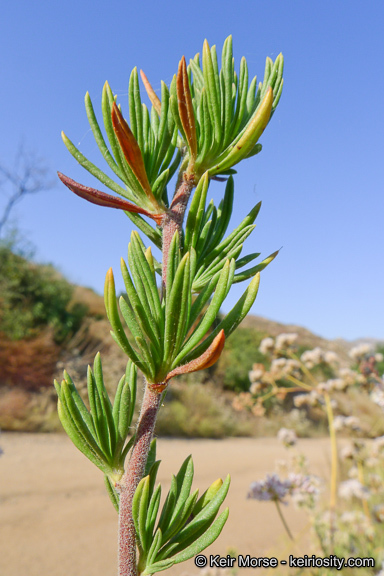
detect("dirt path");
top-left (0, 433), bottom-right (333, 576)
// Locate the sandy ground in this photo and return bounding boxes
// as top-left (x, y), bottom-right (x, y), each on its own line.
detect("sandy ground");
top-left (0, 433), bottom-right (334, 576)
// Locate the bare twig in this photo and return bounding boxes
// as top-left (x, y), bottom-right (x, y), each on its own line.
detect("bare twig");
top-left (0, 146), bottom-right (54, 238)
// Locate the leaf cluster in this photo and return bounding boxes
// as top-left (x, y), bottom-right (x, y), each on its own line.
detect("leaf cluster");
top-left (184, 173), bottom-right (278, 290)
top-left (132, 455), bottom-right (230, 575)
top-left (104, 228), bottom-right (264, 384)
top-left (59, 36), bottom-right (284, 249)
top-left (54, 353), bottom-right (137, 486)
top-left (171, 36), bottom-right (283, 180)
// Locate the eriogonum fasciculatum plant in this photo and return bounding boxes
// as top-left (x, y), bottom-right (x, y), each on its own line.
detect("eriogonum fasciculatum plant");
top-left (55, 35), bottom-right (283, 576)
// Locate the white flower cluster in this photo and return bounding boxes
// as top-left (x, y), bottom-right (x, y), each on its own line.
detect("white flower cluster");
top-left (349, 343), bottom-right (373, 361)
top-left (249, 363), bottom-right (265, 383)
top-left (333, 415), bottom-right (361, 432)
top-left (275, 333), bottom-right (298, 351)
top-left (375, 560), bottom-right (384, 576)
top-left (266, 358), bottom-right (300, 380)
top-left (371, 387), bottom-right (384, 409)
top-left (259, 337), bottom-right (275, 355)
top-left (338, 479), bottom-right (370, 500)
top-left (293, 390), bottom-right (322, 408)
top-left (259, 333), bottom-right (299, 355)
top-left (287, 473), bottom-right (321, 508)
top-left (277, 427), bottom-right (297, 447)
top-left (300, 347), bottom-right (338, 369)
top-left (325, 378), bottom-right (347, 392)
top-left (371, 435), bottom-right (384, 457)
top-left (366, 473), bottom-right (382, 493)
top-left (339, 444), bottom-right (357, 460)
top-left (339, 367), bottom-right (363, 386)
top-left (339, 510), bottom-right (375, 538)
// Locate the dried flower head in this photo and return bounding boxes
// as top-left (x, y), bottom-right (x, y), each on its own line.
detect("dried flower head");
top-left (251, 402), bottom-right (266, 417)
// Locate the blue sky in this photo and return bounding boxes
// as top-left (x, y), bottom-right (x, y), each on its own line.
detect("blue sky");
top-left (1, 0), bottom-right (383, 341)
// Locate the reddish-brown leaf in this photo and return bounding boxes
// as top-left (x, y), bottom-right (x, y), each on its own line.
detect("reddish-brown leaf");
top-left (111, 103), bottom-right (157, 204)
top-left (176, 56), bottom-right (197, 160)
top-left (57, 172), bottom-right (164, 224)
top-left (164, 330), bottom-right (225, 383)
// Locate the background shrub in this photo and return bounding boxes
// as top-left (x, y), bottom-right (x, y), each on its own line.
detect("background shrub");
top-left (213, 328), bottom-right (267, 391)
top-left (0, 247), bottom-right (88, 342)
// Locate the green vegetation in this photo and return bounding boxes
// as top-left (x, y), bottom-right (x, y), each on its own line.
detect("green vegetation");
top-left (0, 247), bottom-right (88, 342)
top-left (215, 327), bottom-right (267, 391)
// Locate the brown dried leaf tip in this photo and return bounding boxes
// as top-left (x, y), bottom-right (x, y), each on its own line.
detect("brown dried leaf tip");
top-left (140, 70), bottom-right (162, 116)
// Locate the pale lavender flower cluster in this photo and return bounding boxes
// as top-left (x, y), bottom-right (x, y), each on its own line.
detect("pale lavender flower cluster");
top-left (248, 474), bottom-right (292, 503)
top-left (248, 472), bottom-right (320, 508)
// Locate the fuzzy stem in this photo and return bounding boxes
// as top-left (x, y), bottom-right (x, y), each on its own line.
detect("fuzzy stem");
top-left (117, 170), bottom-right (195, 576)
top-left (161, 173), bottom-right (195, 285)
top-left (118, 384), bottom-right (161, 576)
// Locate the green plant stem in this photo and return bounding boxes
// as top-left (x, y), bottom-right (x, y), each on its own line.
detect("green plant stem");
top-left (285, 374), bottom-right (314, 392)
top-left (323, 391), bottom-right (337, 552)
top-left (274, 499), bottom-right (294, 541)
top-left (117, 170), bottom-right (195, 576)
